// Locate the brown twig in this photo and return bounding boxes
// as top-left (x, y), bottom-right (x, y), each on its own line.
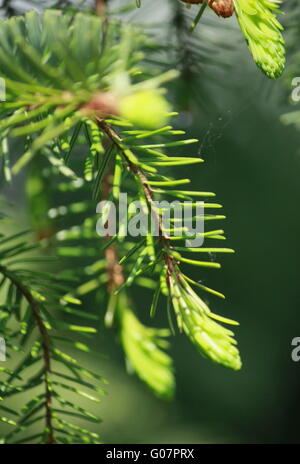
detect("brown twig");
top-left (101, 165), bottom-right (125, 293)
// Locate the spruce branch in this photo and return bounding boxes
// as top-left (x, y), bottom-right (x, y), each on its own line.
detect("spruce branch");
top-left (96, 118), bottom-right (241, 370)
top-left (0, 6), bottom-right (246, 417)
top-left (0, 227), bottom-right (104, 444)
top-left (0, 265), bottom-right (55, 443)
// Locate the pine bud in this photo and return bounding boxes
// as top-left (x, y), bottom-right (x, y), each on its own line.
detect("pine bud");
top-left (180, 0), bottom-right (234, 18)
top-left (208, 0), bottom-right (234, 18)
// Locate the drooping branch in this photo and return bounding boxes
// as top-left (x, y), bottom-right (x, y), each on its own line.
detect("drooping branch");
top-left (94, 119), bottom-right (241, 371)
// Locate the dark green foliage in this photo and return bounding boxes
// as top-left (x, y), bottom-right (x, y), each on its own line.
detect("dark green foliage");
top-left (0, 223), bottom-right (104, 443)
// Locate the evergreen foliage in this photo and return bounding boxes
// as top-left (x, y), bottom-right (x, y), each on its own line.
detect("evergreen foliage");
top-left (0, 0), bottom-right (289, 444)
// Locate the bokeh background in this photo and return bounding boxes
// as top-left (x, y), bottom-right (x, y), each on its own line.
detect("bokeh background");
top-left (1, 0), bottom-right (300, 444)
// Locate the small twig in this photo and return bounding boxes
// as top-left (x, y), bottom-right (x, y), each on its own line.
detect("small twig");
top-left (101, 170), bottom-right (125, 291)
top-left (190, 1), bottom-right (208, 32)
top-left (100, 159), bottom-right (125, 326)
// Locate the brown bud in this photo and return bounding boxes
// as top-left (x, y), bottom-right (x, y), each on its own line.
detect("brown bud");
top-left (208, 0), bottom-right (234, 18)
top-left (180, 0), bottom-right (234, 18)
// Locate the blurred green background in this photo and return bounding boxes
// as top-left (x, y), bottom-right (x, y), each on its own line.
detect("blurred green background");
top-left (1, 0), bottom-right (300, 444)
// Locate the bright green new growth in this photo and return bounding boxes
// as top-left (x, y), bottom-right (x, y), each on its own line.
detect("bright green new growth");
top-left (234, 0), bottom-right (285, 78)
top-left (119, 90), bottom-right (171, 129)
top-left (119, 296), bottom-right (175, 399)
top-left (169, 274), bottom-right (241, 370)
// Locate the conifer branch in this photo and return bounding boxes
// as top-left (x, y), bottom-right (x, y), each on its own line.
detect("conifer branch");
top-left (0, 265), bottom-right (55, 443)
top-left (96, 118), bottom-right (241, 370)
